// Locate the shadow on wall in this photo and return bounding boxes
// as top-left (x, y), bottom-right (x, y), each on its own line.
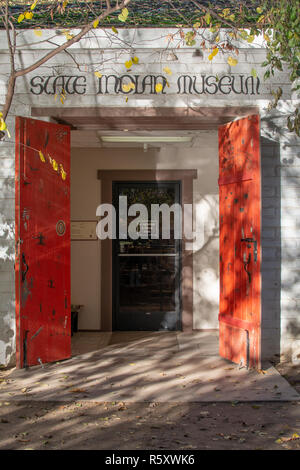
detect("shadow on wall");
top-left (261, 136), bottom-right (281, 364)
top-left (0, 181), bottom-right (16, 365)
top-left (192, 194), bottom-right (219, 329)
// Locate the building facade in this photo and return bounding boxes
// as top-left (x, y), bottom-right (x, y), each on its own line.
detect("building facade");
top-left (0, 27), bottom-right (299, 366)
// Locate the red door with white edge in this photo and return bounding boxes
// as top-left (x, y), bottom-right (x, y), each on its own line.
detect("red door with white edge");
top-left (15, 117), bottom-right (71, 368)
top-left (218, 115), bottom-right (261, 369)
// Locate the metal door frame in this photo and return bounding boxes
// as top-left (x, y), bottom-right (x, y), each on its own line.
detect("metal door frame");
top-left (112, 180), bottom-right (182, 331)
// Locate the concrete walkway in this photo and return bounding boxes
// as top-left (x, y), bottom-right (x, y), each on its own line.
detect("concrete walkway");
top-left (1, 332), bottom-right (299, 402)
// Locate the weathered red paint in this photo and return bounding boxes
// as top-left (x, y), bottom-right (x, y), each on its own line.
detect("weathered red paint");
top-left (15, 117), bottom-right (71, 368)
top-left (218, 115), bottom-right (261, 369)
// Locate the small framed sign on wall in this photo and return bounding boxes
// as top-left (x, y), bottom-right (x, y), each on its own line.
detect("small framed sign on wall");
top-left (71, 220), bottom-right (98, 241)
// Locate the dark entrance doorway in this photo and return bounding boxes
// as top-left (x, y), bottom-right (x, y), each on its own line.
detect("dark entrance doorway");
top-left (113, 181), bottom-right (181, 331)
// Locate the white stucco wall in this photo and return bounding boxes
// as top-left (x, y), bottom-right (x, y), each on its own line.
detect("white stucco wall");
top-left (0, 28), bottom-right (299, 364)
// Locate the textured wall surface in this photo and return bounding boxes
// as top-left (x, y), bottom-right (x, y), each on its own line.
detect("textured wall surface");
top-left (260, 128), bottom-right (300, 363)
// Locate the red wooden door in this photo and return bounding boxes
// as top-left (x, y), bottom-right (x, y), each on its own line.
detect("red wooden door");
top-left (218, 115), bottom-right (261, 369)
top-left (15, 117), bottom-right (71, 368)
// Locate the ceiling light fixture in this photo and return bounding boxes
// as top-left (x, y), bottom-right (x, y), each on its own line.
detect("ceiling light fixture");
top-left (100, 136), bottom-right (192, 143)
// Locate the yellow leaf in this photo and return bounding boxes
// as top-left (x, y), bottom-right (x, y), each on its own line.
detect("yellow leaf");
top-left (112, 26), bottom-right (118, 34)
top-left (222, 8), bottom-right (230, 17)
top-left (34, 29), bottom-right (42, 37)
top-left (264, 33), bottom-right (270, 43)
top-left (60, 165), bottom-right (67, 180)
top-left (39, 150), bottom-right (46, 163)
top-left (0, 119), bottom-right (7, 131)
top-left (63, 31), bottom-right (74, 40)
top-left (132, 56), bottom-right (139, 64)
top-left (155, 83), bottom-right (163, 93)
top-left (292, 433), bottom-right (300, 439)
top-left (215, 35), bottom-right (220, 43)
top-left (125, 97), bottom-right (129, 103)
top-left (94, 71), bottom-right (102, 78)
top-left (118, 7), bottom-right (129, 22)
top-left (208, 47), bottom-right (219, 61)
top-left (17, 14), bottom-right (25, 23)
top-left (93, 18), bottom-right (99, 28)
top-left (247, 35), bottom-right (255, 43)
top-left (204, 13), bottom-right (211, 25)
top-left (31, 1), bottom-right (38, 10)
top-left (25, 11), bottom-right (33, 20)
top-left (122, 83), bottom-right (130, 92)
top-left (63, 0), bottom-right (68, 7)
top-left (52, 159), bottom-right (58, 172)
top-left (163, 66), bottom-right (172, 75)
top-left (256, 7), bottom-right (263, 13)
top-left (125, 59), bottom-right (133, 69)
top-left (122, 82), bottom-right (135, 92)
top-left (227, 56), bottom-right (238, 66)
top-left (193, 22), bottom-right (201, 29)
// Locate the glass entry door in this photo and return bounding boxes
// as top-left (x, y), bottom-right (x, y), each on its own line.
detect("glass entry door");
top-left (113, 182), bottom-right (181, 331)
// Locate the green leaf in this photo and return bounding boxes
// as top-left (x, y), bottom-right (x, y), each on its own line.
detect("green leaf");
top-left (204, 13), bottom-right (211, 25)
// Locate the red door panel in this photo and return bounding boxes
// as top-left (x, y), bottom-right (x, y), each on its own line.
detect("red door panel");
top-left (15, 117), bottom-right (71, 368)
top-left (218, 115), bottom-right (261, 369)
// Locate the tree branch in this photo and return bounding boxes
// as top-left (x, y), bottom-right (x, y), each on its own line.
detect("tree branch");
top-left (14, 0), bottom-right (131, 79)
top-left (1, 0), bottom-right (16, 124)
top-left (0, 0), bottom-right (131, 124)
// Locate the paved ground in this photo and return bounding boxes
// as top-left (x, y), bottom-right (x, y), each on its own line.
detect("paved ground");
top-left (0, 400), bottom-right (299, 450)
top-left (1, 332), bottom-right (299, 402)
top-left (0, 332), bottom-right (299, 450)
